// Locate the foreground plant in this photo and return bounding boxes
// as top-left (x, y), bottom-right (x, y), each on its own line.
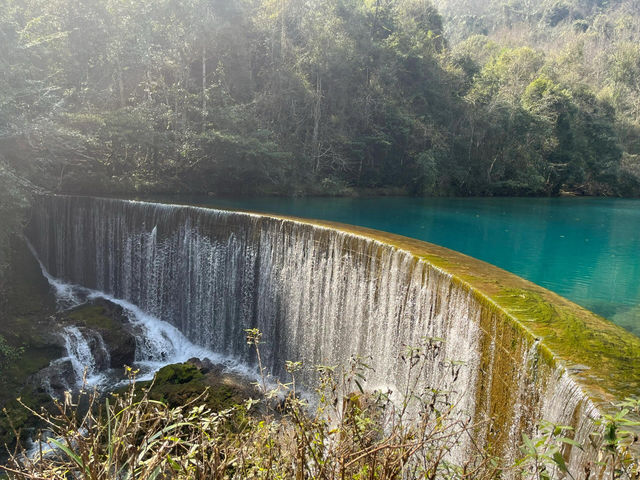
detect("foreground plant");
top-left (0, 337), bottom-right (494, 479)
top-left (1, 335), bottom-right (638, 479)
top-left (592, 397), bottom-right (640, 479)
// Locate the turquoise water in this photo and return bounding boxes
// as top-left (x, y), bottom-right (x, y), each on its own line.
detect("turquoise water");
top-left (160, 196), bottom-right (640, 336)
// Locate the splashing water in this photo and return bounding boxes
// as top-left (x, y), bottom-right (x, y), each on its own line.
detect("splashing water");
top-left (60, 325), bottom-right (109, 388)
top-left (26, 238), bottom-right (256, 390)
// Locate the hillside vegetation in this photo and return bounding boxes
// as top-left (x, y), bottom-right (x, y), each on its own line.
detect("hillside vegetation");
top-left (440, 0), bottom-right (640, 191)
top-left (1, 0), bottom-right (639, 199)
top-left (1, 0), bottom-right (640, 280)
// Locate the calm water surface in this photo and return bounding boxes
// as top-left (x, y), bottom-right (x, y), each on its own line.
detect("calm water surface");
top-left (158, 196), bottom-right (640, 336)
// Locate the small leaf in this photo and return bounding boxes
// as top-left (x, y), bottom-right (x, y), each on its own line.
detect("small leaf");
top-left (553, 451), bottom-right (568, 473)
top-left (558, 437), bottom-right (583, 450)
top-left (167, 455), bottom-right (182, 472)
top-left (355, 379), bottom-right (364, 394)
top-left (522, 433), bottom-right (536, 455)
top-left (49, 438), bottom-right (89, 476)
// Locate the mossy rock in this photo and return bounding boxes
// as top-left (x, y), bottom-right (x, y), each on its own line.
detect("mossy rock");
top-left (61, 300), bottom-right (136, 369)
top-left (124, 361), bottom-right (258, 414)
top-left (65, 298), bottom-right (128, 330)
top-left (154, 363), bottom-right (204, 385)
top-left (149, 379), bottom-right (251, 412)
top-left (0, 390), bottom-right (53, 449)
top-left (67, 305), bottom-right (119, 330)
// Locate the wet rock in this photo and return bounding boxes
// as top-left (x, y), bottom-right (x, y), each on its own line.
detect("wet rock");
top-left (89, 298), bottom-right (129, 324)
top-left (187, 357), bottom-right (219, 375)
top-left (103, 329), bottom-right (136, 369)
top-left (29, 358), bottom-right (76, 399)
top-left (59, 300), bottom-right (136, 369)
top-left (80, 327), bottom-right (111, 370)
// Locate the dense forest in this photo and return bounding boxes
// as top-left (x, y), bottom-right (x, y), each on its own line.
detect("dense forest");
top-left (2, 0), bottom-right (639, 199)
top-left (2, 0), bottom-right (640, 281)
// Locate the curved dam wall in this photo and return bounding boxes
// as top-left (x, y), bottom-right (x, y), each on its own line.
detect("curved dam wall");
top-left (27, 195), bottom-right (640, 474)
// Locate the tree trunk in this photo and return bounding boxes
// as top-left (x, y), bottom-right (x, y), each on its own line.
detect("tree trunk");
top-left (202, 44), bottom-right (207, 129)
top-left (313, 72), bottom-right (322, 171)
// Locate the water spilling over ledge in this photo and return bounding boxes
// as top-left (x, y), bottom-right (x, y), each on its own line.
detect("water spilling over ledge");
top-left (27, 194), bottom-right (640, 474)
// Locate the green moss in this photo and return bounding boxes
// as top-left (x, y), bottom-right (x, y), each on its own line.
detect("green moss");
top-left (0, 334), bottom-right (23, 368)
top-left (149, 381), bottom-right (242, 411)
top-left (122, 363), bottom-right (254, 414)
top-left (494, 288), bottom-right (640, 399)
top-left (67, 305), bottom-right (119, 330)
top-left (0, 390), bottom-right (52, 448)
top-left (154, 363), bottom-right (204, 385)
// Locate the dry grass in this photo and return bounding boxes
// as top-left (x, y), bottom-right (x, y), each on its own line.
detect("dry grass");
top-left (1, 336), bottom-right (638, 480)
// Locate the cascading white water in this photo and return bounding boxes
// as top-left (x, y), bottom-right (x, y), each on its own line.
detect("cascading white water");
top-left (27, 195), bottom-right (608, 477)
top-left (60, 325), bottom-right (110, 387)
top-left (29, 236), bottom-right (255, 389)
top-left (83, 290), bottom-right (251, 378)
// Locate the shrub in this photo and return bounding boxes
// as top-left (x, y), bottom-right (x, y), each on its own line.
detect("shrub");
top-left (1, 336), bottom-right (638, 479)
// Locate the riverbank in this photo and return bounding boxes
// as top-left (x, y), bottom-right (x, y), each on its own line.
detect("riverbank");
top-left (0, 239), bottom-right (61, 449)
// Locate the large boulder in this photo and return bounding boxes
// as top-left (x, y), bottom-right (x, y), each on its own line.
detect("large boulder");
top-left (61, 299), bottom-right (136, 369)
top-left (133, 359), bottom-right (260, 412)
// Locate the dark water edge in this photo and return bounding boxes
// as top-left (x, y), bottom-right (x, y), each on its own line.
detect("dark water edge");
top-left (136, 194), bottom-right (640, 337)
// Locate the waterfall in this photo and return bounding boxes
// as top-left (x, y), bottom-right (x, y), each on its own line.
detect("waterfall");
top-left (29, 234), bottom-right (255, 388)
top-left (59, 325), bottom-right (110, 388)
top-left (27, 194), bottom-right (618, 476)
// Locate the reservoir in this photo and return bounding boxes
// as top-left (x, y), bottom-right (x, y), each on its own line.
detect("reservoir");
top-left (179, 196), bottom-right (640, 336)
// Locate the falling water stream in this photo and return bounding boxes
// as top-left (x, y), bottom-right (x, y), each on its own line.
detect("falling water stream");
top-left (29, 239), bottom-right (255, 392)
top-left (26, 194), bottom-right (624, 475)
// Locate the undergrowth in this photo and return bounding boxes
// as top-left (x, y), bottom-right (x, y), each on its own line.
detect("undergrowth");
top-left (1, 333), bottom-right (638, 479)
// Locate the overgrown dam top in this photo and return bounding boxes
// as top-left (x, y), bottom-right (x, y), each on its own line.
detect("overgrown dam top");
top-left (182, 199), bottom-right (640, 406)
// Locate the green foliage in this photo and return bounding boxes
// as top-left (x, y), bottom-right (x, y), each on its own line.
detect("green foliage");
top-left (0, 0), bottom-right (638, 197)
top-left (515, 399), bottom-right (640, 479)
top-left (518, 422), bottom-right (583, 479)
top-left (591, 397), bottom-right (640, 478)
top-left (439, 0), bottom-right (640, 194)
top-left (0, 335), bottom-right (23, 370)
